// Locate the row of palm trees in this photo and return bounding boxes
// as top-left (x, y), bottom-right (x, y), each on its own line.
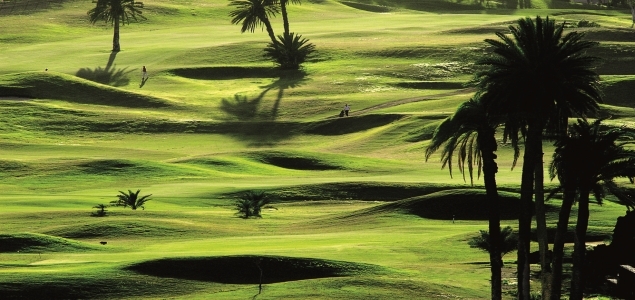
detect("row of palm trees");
top-left (426, 16), bottom-right (635, 300)
top-left (87, 0), bottom-right (315, 70)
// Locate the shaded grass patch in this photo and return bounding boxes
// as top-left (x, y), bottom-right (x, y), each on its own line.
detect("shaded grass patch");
top-left (170, 66), bottom-right (286, 80)
top-left (0, 233), bottom-right (100, 253)
top-left (0, 72), bottom-right (171, 108)
top-left (306, 114), bottom-right (404, 135)
top-left (126, 255), bottom-right (385, 283)
top-left (360, 189), bottom-right (526, 220)
top-left (45, 220), bottom-right (192, 239)
top-left (247, 151), bottom-right (344, 171)
top-left (264, 182), bottom-right (459, 201)
top-left (391, 81), bottom-right (466, 90)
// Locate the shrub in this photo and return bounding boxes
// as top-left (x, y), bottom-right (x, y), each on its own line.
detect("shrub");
top-left (91, 204), bottom-right (108, 217)
top-left (111, 189), bottom-right (151, 210)
top-left (264, 32), bottom-right (315, 70)
top-left (235, 190), bottom-right (272, 218)
top-left (468, 226), bottom-right (518, 257)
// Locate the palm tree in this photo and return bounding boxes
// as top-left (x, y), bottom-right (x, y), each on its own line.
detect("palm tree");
top-left (235, 190), bottom-right (272, 218)
top-left (229, 0), bottom-right (279, 44)
top-left (474, 16), bottom-right (602, 300)
top-left (87, 0), bottom-right (145, 52)
top-left (112, 189), bottom-right (151, 210)
top-left (263, 32), bottom-right (315, 70)
top-left (425, 96), bottom-right (513, 300)
top-left (549, 119), bottom-right (635, 299)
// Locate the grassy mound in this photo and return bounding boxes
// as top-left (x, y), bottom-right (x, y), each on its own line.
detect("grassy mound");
top-left (391, 81), bottom-right (466, 90)
top-left (530, 225), bottom-right (612, 243)
top-left (0, 233), bottom-right (99, 253)
top-left (339, 1), bottom-right (393, 12)
top-left (169, 66), bottom-right (286, 80)
top-left (362, 189), bottom-right (525, 220)
top-left (306, 114), bottom-right (404, 135)
top-left (126, 255), bottom-right (383, 283)
top-left (265, 182), bottom-right (459, 201)
top-left (45, 220), bottom-right (193, 239)
top-left (0, 72), bottom-right (171, 108)
top-left (601, 76), bottom-right (635, 108)
top-left (247, 151), bottom-right (344, 171)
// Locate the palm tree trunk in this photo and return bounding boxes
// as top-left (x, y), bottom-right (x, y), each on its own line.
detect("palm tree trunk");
top-left (280, 0), bottom-right (290, 35)
top-left (481, 131), bottom-right (502, 300)
top-left (113, 17), bottom-right (121, 52)
top-left (535, 150), bottom-right (552, 300)
top-left (262, 17), bottom-right (278, 44)
top-left (570, 192), bottom-right (590, 300)
top-left (550, 189), bottom-right (575, 300)
top-left (517, 125), bottom-right (540, 300)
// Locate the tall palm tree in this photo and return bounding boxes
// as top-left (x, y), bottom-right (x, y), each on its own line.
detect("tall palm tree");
top-left (474, 16), bottom-right (602, 300)
top-left (425, 96), bottom-right (514, 300)
top-left (549, 119), bottom-right (635, 300)
top-left (229, 0), bottom-right (279, 44)
top-left (87, 0), bottom-right (145, 52)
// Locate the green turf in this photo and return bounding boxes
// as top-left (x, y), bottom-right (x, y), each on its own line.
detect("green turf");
top-left (0, 0), bottom-right (634, 298)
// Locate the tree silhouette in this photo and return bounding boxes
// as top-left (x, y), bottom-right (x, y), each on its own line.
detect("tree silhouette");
top-left (88, 0), bottom-right (145, 52)
top-left (426, 96), bottom-right (515, 300)
top-left (475, 16), bottom-right (602, 300)
top-left (548, 119), bottom-right (635, 299)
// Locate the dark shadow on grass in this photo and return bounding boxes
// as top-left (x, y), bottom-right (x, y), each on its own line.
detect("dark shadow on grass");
top-left (76, 52), bottom-right (133, 87)
top-left (391, 81), bottom-right (466, 90)
top-left (220, 69), bottom-right (307, 121)
top-left (170, 66), bottom-right (280, 80)
top-left (306, 114), bottom-right (403, 136)
top-left (125, 255), bottom-right (383, 283)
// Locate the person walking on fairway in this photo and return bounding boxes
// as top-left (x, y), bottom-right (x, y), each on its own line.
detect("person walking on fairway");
top-left (142, 66), bottom-right (148, 81)
top-left (344, 104), bottom-right (350, 116)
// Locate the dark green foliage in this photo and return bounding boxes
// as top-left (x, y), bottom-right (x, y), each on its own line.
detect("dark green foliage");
top-left (577, 20), bottom-right (600, 28)
top-left (229, 0), bottom-right (279, 44)
top-left (87, 0), bottom-right (145, 51)
top-left (91, 204), bottom-right (108, 217)
top-left (263, 32), bottom-right (316, 70)
top-left (468, 226), bottom-right (518, 257)
top-left (235, 190), bottom-right (272, 218)
top-left (111, 189), bottom-right (151, 210)
top-left (87, 0), bottom-right (145, 26)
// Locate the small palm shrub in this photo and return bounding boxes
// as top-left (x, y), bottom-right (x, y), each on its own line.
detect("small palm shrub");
top-left (468, 226), bottom-right (518, 258)
top-left (235, 190), bottom-right (272, 218)
top-left (111, 189), bottom-right (151, 210)
top-left (91, 204), bottom-right (108, 217)
top-left (264, 32), bottom-right (315, 70)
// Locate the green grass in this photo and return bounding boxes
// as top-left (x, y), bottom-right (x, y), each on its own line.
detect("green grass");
top-left (0, 0), bottom-right (634, 298)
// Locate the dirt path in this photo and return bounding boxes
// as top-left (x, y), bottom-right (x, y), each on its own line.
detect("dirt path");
top-left (330, 87), bottom-right (475, 119)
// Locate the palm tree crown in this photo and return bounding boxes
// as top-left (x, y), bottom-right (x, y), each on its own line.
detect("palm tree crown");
top-left (229, 0), bottom-right (279, 43)
top-left (88, 0), bottom-right (145, 51)
top-left (113, 189), bottom-right (151, 210)
top-left (476, 16), bottom-right (602, 126)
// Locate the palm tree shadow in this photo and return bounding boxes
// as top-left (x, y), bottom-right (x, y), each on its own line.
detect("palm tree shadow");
top-left (76, 51), bottom-right (133, 87)
top-left (220, 93), bottom-right (267, 120)
top-left (220, 69), bottom-right (307, 121)
top-left (266, 70), bottom-right (307, 120)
